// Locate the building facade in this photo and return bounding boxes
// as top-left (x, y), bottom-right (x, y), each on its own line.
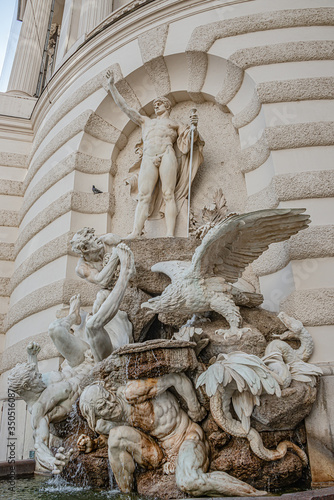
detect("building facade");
top-left (0, 0), bottom-right (333, 485)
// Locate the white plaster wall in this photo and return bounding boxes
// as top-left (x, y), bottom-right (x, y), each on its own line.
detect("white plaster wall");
top-left (271, 147), bottom-right (334, 175)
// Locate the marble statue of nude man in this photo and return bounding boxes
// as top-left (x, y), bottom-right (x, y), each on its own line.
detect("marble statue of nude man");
top-left (71, 227), bottom-right (123, 314)
top-left (106, 70), bottom-right (203, 238)
top-left (8, 243), bottom-right (133, 473)
top-left (8, 340), bottom-right (93, 473)
top-left (49, 242), bottom-right (135, 364)
top-left (77, 375), bottom-right (266, 497)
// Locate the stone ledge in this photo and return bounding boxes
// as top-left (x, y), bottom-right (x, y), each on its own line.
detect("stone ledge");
top-left (0, 152), bottom-right (27, 168)
top-left (281, 288), bottom-right (334, 326)
top-left (0, 210), bottom-right (19, 227)
top-left (0, 179), bottom-right (24, 196)
top-left (233, 78), bottom-right (334, 129)
top-left (19, 152), bottom-right (112, 225)
top-left (0, 278), bottom-right (10, 297)
top-left (30, 63), bottom-right (123, 161)
top-left (274, 171), bottom-right (334, 201)
top-left (14, 191), bottom-right (114, 258)
top-left (243, 122), bottom-right (334, 176)
top-left (9, 232), bottom-right (73, 294)
top-left (231, 41), bottom-right (334, 71)
top-left (183, 486), bottom-right (334, 499)
top-left (0, 331), bottom-right (59, 374)
top-left (6, 278), bottom-right (99, 331)
top-left (0, 242), bottom-right (15, 261)
top-left (0, 460), bottom-right (35, 478)
top-left (24, 110), bottom-right (124, 196)
top-left (186, 9), bottom-right (334, 96)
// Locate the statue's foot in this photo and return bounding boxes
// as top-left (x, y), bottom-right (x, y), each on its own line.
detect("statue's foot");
top-left (69, 294), bottom-right (82, 325)
top-left (125, 231), bottom-right (141, 240)
top-left (117, 243), bottom-right (136, 279)
top-left (215, 326), bottom-right (251, 340)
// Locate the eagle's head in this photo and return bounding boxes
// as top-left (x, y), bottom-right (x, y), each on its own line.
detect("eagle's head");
top-left (141, 295), bottom-right (164, 313)
top-left (141, 284), bottom-right (181, 314)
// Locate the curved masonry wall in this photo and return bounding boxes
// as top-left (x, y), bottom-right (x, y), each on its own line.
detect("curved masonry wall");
top-left (0, 0), bottom-right (333, 480)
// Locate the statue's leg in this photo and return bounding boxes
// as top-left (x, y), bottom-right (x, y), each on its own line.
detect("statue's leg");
top-left (127, 157), bottom-right (159, 239)
top-left (92, 289), bottom-right (110, 315)
top-left (85, 244), bottom-right (135, 361)
top-left (210, 293), bottom-right (250, 339)
top-left (175, 425), bottom-right (267, 497)
top-left (108, 425), bottom-right (164, 493)
top-left (48, 294), bottom-right (89, 367)
top-left (160, 147), bottom-right (178, 237)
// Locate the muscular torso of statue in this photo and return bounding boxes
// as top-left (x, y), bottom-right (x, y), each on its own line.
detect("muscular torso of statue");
top-left (142, 117), bottom-right (179, 157)
top-left (127, 391), bottom-right (189, 445)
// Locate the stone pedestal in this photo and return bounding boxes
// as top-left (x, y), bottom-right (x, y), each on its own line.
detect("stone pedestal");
top-left (305, 364), bottom-right (334, 485)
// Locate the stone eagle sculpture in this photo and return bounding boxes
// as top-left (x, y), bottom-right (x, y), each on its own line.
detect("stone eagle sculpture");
top-left (141, 208), bottom-right (310, 338)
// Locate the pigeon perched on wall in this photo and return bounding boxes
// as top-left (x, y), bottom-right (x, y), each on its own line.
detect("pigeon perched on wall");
top-left (92, 185), bottom-right (103, 194)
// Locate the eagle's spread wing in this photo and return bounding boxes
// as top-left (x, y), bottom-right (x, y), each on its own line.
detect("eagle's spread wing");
top-left (151, 260), bottom-right (191, 281)
top-left (187, 209), bottom-right (310, 282)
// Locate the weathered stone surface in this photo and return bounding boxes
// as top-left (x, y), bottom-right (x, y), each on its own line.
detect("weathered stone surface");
top-left (210, 433), bottom-right (307, 492)
top-left (158, 310), bottom-right (191, 329)
top-left (240, 307), bottom-right (288, 340)
top-left (305, 373), bottom-right (334, 484)
top-left (252, 381), bottom-right (317, 431)
top-left (57, 404), bottom-right (110, 488)
top-left (202, 414), bottom-right (232, 450)
top-left (62, 448), bottom-right (110, 488)
top-left (200, 319), bottom-right (267, 361)
top-left (136, 468), bottom-right (186, 499)
top-left (126, 237), bottom-right (199, 294)
top-left (84, 339), bottom-right (198, 385)
top-left (122, 286), bottom-right (156, 341)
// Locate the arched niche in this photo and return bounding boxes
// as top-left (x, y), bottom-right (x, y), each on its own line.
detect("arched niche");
top-left (81, 53), bottom-right (252, 239)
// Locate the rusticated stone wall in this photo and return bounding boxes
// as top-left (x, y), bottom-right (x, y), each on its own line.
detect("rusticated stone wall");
top-left (0, 0), bottom-right (333, 477)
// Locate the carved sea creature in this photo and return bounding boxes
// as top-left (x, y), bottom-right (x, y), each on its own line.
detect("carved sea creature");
top-left (264, 312), bottom-right (323, 387)
top-left (142, 209), bottom-right (310, 339)
top-left (196, 351), bottom-right (308, 465)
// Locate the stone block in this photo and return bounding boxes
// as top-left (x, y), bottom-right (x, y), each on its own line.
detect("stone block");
top-left (305, 372), bottom-right (334, 484)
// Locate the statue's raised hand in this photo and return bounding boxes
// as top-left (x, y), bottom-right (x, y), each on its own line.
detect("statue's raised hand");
top-left (116, 243), bottom-right (136, 280)
top-left (27, 342), bottom-right (41, 357)
top-left (106, 69), bottom-right (115, 86)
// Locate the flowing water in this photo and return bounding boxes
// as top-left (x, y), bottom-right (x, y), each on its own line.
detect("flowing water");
top-left (0, 476), bottom-right (149, 500)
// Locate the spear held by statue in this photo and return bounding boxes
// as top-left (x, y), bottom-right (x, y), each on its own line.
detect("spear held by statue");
top-left (187, 108), bottom-right (199, 237)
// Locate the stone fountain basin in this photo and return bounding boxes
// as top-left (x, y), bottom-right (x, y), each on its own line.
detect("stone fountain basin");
top-left (83, 339), bottom-right (198, 386)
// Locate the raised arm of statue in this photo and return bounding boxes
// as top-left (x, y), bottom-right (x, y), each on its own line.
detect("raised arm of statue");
top-left (106, 70), bottom-right (144, 127)
top-left (76, 248), bottom-right (119, 288)
top-left (124, 373), bottom-right (206, 422)
top-left (32, 414), bottom-right (58, 470)
top-left (27, 342), bottom-right (41, 370)
top-left (97, 232), bottom-right (122, 247)
top-left (33, 414), bottom-right (73, 473)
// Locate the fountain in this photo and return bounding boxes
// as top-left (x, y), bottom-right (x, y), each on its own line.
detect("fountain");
top-left (7, 205), bottom-right (324, 498)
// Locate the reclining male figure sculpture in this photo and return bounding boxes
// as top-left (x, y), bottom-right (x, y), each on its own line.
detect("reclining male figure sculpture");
top-left (77, 376), bottom-right (267, 497)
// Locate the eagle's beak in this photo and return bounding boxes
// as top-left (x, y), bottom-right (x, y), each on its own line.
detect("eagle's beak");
top-left (141, 296), bottom-right (160, 310)
top-left (141, 301), bottom-right (152, 310)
